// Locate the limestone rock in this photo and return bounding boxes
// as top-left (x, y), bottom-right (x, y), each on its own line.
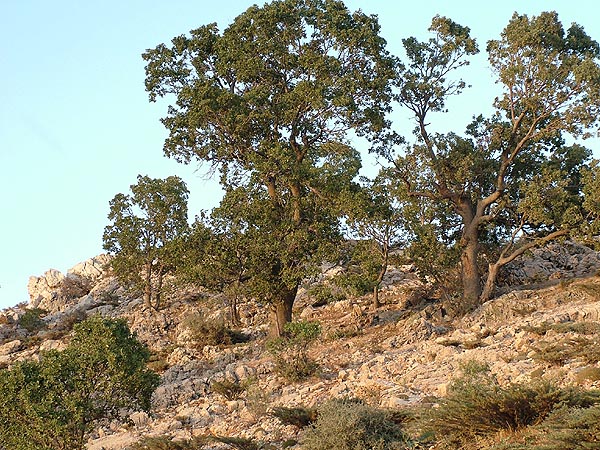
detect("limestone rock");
top-left (68, 254), bottom-right (110, 281)
top-left (0, 339), bottom-right (22, 356)
top-left (27, 255), bottom-right (111, 313)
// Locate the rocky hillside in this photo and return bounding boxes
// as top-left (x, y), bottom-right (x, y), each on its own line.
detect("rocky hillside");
top-left (1, 242), bottom-right (600, 449)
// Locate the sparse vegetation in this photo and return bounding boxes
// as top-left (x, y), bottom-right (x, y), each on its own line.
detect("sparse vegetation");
top-left (211, 378), bottom-right (247, 400)
top-left (270, 406), bottom-right (318, 429)
top-left (419, 361), bottom-right (600, 449)
top-left (17, 307), bottom-right (47, 332)
top-left (302, 398), bottom-right (411, 450)
top-left (182, 312), bottom-right (247, 348)
top-left (267, 321), bottom-right (321, 382)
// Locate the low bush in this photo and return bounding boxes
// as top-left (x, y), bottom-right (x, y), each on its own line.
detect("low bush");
top-left (211, 378), bottom-right (247, 400)
top-left (307, 283), bottom-right (346, 307)
top-left (420, 361), bottom-right (600, 449)
top-left (267, 321), bottom-right (321, 382)
top-left (532, 336), bottom-right (600, 365)
top-left (17, 308), bottom-right (47, 332)
top-left (538, 404), bottom-right (600, 449)
top-left (270, 406), bottom-right (318, 428)
top-left (0, 316), bottom-right (159, 450)
top-left (182, 313), bottom-right (247, 348)
top-left (301, 398), bottom-right (411, 450)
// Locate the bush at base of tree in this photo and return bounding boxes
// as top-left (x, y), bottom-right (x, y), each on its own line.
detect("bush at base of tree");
top-left (0, 316), bottom-right (159, 450)
top-left (267, 321), bottom-right (321, 382)
top-left (301, 398), bottom-right (412, 450)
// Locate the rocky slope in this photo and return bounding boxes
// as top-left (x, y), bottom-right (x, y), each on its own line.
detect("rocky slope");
top-left (1, 242), bottom-right (599, 449)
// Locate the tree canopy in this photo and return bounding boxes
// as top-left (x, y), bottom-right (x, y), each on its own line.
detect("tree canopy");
top-left (103, 175), bottom-right (189, 310)
top-left (386, 12), bottom-right (600, 307)
top-left (143, 0), bottom-right (397, 334)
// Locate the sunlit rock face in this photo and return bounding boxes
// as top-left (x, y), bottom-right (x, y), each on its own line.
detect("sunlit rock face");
top-left (27, 255), bottom-right (111, 312)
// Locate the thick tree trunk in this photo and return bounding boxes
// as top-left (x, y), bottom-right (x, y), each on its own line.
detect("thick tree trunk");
top-left (460, 237), bottom-right (481, 310)
top-left (372, 284), bottom-right (381, 310)
top-left (270, 287), bottom-right (298, 337)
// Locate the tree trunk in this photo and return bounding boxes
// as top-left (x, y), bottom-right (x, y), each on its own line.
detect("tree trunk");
top-left (230, 294), bottom-right (241, 327)
top-left (481, 262), bottom-right (500, 303)
top-left (460, 237), bottom-right (481, 310)
top-left (270, 287), bottom-right (297, 337)
top-left (372, 284), bottom-right (381, 310)
top-left (143, 264), bottom-right (153, 309)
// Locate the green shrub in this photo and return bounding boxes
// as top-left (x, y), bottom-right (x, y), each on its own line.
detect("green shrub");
top-left (307, 283), bottom-right (346, 306)
top-left (245, 383), bottom-right (271, 418)
top-left (421, 363), bottom-right (600, 449)
top-left (302, 398), bottom-right (411, 450)
top-left (17, 308), bottom-right (47, 332)
top-left (267, 321), bottom-right (321, 382)
top-left (131, 436), bottom-right (205, 450)
top-left (211, 379), bottom-right (247, 400)
top-left (532, 336), bottom-right (600, 365)
top-left (538, 405), bottom-right (600, 449)
top-left (182, 312), bottom-right (247, 348)
top-left (270, 406), bottom-right (317, 428)
top-left (0, 316), bottom-right (160, 450)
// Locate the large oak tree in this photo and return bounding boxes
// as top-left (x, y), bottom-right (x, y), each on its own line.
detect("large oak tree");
top-left (143, 0), bottom-right (396, 334)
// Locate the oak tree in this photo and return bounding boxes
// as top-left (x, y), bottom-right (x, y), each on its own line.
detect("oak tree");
top-left (143, 0), bottom-right (396, 334)
top-left (103, 175), bottom-right (189, 310)
top-left (387, 13), bottom-right (600, 308)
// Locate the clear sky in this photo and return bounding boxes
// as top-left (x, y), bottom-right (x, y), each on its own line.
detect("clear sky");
top-left (1, 1), bottom-right (599, 309)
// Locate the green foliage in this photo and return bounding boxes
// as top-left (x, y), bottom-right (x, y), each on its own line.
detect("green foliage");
top-left (581, 160), bottom-right (600, 239)
top-left (538, 405), bottom-right (600, 449)
top-left (532, 335), bottom-right (600, 366)
top-left (211, 379), bottom-right (247, 401)
top-left (103, 175), bottom-right (189, 310)
top-left (17, 308), bottom-right (47, 332)
top-left (421, 363), bottom-right (600, 449)
top-left (267, 321), bottom-right (321, 382)
top-left (270, 406), bottom-right (317, 429)
top-left (143, 0), bottom-right (397, 333)
top-left (181, 312), bottom-right (247, 348)
top-left (302, 398), bottom-right (411, 450)
top-left (385, 11), bottom-right (600, 306)
top-left (307, 283), bottom-right (346, 307)
top-left (340, 172), bottom-right (408, 306)
top-left (0, 316), bottom-right (159, 450)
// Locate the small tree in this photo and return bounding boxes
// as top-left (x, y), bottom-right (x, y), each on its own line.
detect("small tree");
top-left (342, 172), bottom-right (406, 309)
top-left (103, 175), bottom-right (189, 310)
top-left (582, 160), bottom-right (600, 243)
top-left (178, 213), bottom-right (250, 326)
top-left (0, 316), bottom-right (159, 450)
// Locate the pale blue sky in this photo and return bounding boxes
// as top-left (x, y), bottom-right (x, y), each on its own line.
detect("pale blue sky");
top-left (1, 1), bottom-right (599, 309)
